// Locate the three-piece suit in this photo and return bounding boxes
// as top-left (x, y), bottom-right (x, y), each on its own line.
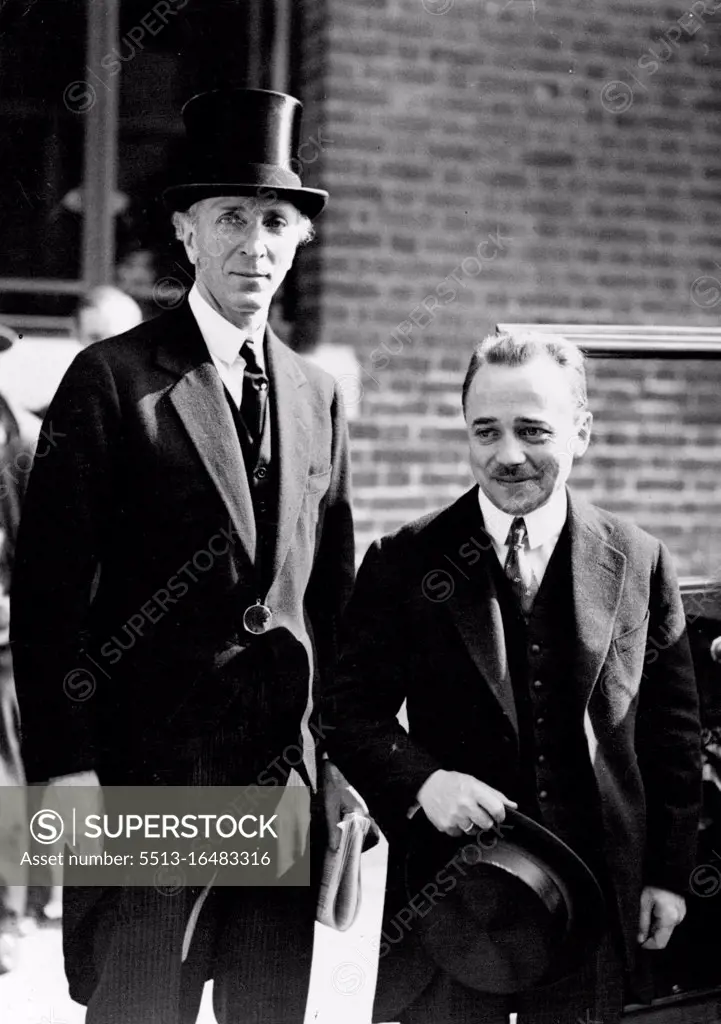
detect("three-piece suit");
top-left (326, 485), bottom-right (702, 1022)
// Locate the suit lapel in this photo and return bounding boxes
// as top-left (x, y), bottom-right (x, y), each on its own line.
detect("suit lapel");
top-left (265, 328), bottom-right (312, 582)
top-left (437, 488), bottom-right (629, 735)
top-left (567, 491), bottom-right (627, 706)
top-left (437, 489), bottom-right (519, 735)
top-left (156, 304), bottom-right (257, 565)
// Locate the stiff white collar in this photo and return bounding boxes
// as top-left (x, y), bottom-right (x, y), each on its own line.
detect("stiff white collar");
top-left (477, 484), bottom-right (568, 551)
top-left (188, 283), bottom-right (266, 372)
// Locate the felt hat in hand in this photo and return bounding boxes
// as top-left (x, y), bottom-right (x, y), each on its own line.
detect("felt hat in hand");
top-left (404, 808), bottom-right (606, 994)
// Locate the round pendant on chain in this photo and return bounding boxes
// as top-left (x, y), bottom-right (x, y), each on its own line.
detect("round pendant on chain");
top-left (243, 602), bottom-right (273, 635)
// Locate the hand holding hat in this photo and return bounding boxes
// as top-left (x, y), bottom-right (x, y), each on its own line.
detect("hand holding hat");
top-left (417, 768), bottom-right (517, 836)
top-left (405, 801), bottom-right (606, 994)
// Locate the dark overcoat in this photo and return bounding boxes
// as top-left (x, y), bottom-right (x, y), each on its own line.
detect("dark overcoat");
top-left (325, 485), bottom-right (702, 1019)
top-left (10, 302), bottom-right (355, 1010)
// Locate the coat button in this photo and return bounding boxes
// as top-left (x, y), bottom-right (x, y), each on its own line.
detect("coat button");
top-left (538, 789), bottom-right (548, 800)
top-left (255, 466), bottom-right (267, 479)
top-left (537, 754), bottom-right (546, 764)
top-left (530, 643), bottom-right (541, 654)
top-left (533, 679), bottom-right (542, 690)
top-left (536, 716), bottom-right (545, 726)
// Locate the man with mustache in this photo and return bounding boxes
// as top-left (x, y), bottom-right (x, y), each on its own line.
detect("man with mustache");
top-left (326, 329), bottom-right (702, 1022)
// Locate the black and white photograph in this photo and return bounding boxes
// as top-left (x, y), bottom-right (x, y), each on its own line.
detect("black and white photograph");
top-left (0, 1), bottom-right (720, 1023)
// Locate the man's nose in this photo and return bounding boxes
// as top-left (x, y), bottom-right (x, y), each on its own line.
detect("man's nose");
top-left (495, 434), bottom-right (526, 466)
top-left (240, 222), bottom-right (267, 258)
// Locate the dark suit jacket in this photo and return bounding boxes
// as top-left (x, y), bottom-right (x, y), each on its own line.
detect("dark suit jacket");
top-left (12, 301), bottom-right (354, 786)
top-left (326, 485), bottom-right (702, 1014)
top-left (10, 303), bottom-right (355, 1004)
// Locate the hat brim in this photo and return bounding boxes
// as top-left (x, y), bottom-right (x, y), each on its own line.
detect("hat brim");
top-left (162, 183), bottom-right (328, 220)
top-left (405, 809), bottom-right (606, 994)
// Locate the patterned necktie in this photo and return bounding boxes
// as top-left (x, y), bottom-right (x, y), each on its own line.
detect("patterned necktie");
top-left (239, 340), bottom-right (268, 443)
top-left (504, 517), bottom-right (537, 615)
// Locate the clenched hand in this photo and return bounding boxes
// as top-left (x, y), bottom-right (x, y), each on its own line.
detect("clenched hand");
top-left (638, 886), bottom-right (686, 950)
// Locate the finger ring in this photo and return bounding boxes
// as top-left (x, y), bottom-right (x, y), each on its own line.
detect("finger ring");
top-left (461, 822), bottom-right (474, 834)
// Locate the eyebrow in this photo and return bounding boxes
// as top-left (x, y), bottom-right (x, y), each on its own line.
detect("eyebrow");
top-left (214, 202), bottom-right (291, 215)
top-left (470, 416), bottom-right (552, 427)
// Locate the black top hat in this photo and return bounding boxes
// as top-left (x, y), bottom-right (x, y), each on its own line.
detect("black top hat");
top-left (163, 88), bottom-right (328, 220)
top-left (405, 809), bottom-right (606, 995)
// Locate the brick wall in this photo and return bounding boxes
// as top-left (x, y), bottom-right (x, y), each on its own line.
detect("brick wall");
top-left (295, 0), bottom-right (721, 577)
top-left (578, 357), bottom-right (721, 578)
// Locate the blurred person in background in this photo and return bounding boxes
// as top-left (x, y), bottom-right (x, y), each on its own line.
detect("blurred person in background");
top-left (31, 286), bottom-right (144, 422)
top-left (0, 323), bottom-right (41, 973)
top-left (74, 284), bottom-right (143, 348)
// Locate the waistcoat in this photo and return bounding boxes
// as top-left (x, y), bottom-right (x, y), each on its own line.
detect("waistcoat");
top-left (488, 524), bottom-right (604, 876)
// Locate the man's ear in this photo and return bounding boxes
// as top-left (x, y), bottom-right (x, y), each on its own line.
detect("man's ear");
top-left (172, 211), bottom-right (198, 266)
top-left (572, 410), bottom-right (593, 457)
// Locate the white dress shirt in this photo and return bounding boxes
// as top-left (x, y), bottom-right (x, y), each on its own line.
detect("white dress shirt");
top-left (477, 485), bottom-right (568, 589)
top-left (187, 284), bottom-right (266, 409)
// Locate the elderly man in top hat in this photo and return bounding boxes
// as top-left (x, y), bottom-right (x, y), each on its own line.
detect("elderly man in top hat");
top-left (325, 329), bottom-right (702, 1023)
top-left (11, 89), bottom-right (355, 1023)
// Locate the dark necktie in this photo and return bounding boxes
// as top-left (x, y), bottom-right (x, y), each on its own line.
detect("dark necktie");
top-left (504, 517), bottom-right (536, 615)
top-left (239, 340), bottom-right (268, 443)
